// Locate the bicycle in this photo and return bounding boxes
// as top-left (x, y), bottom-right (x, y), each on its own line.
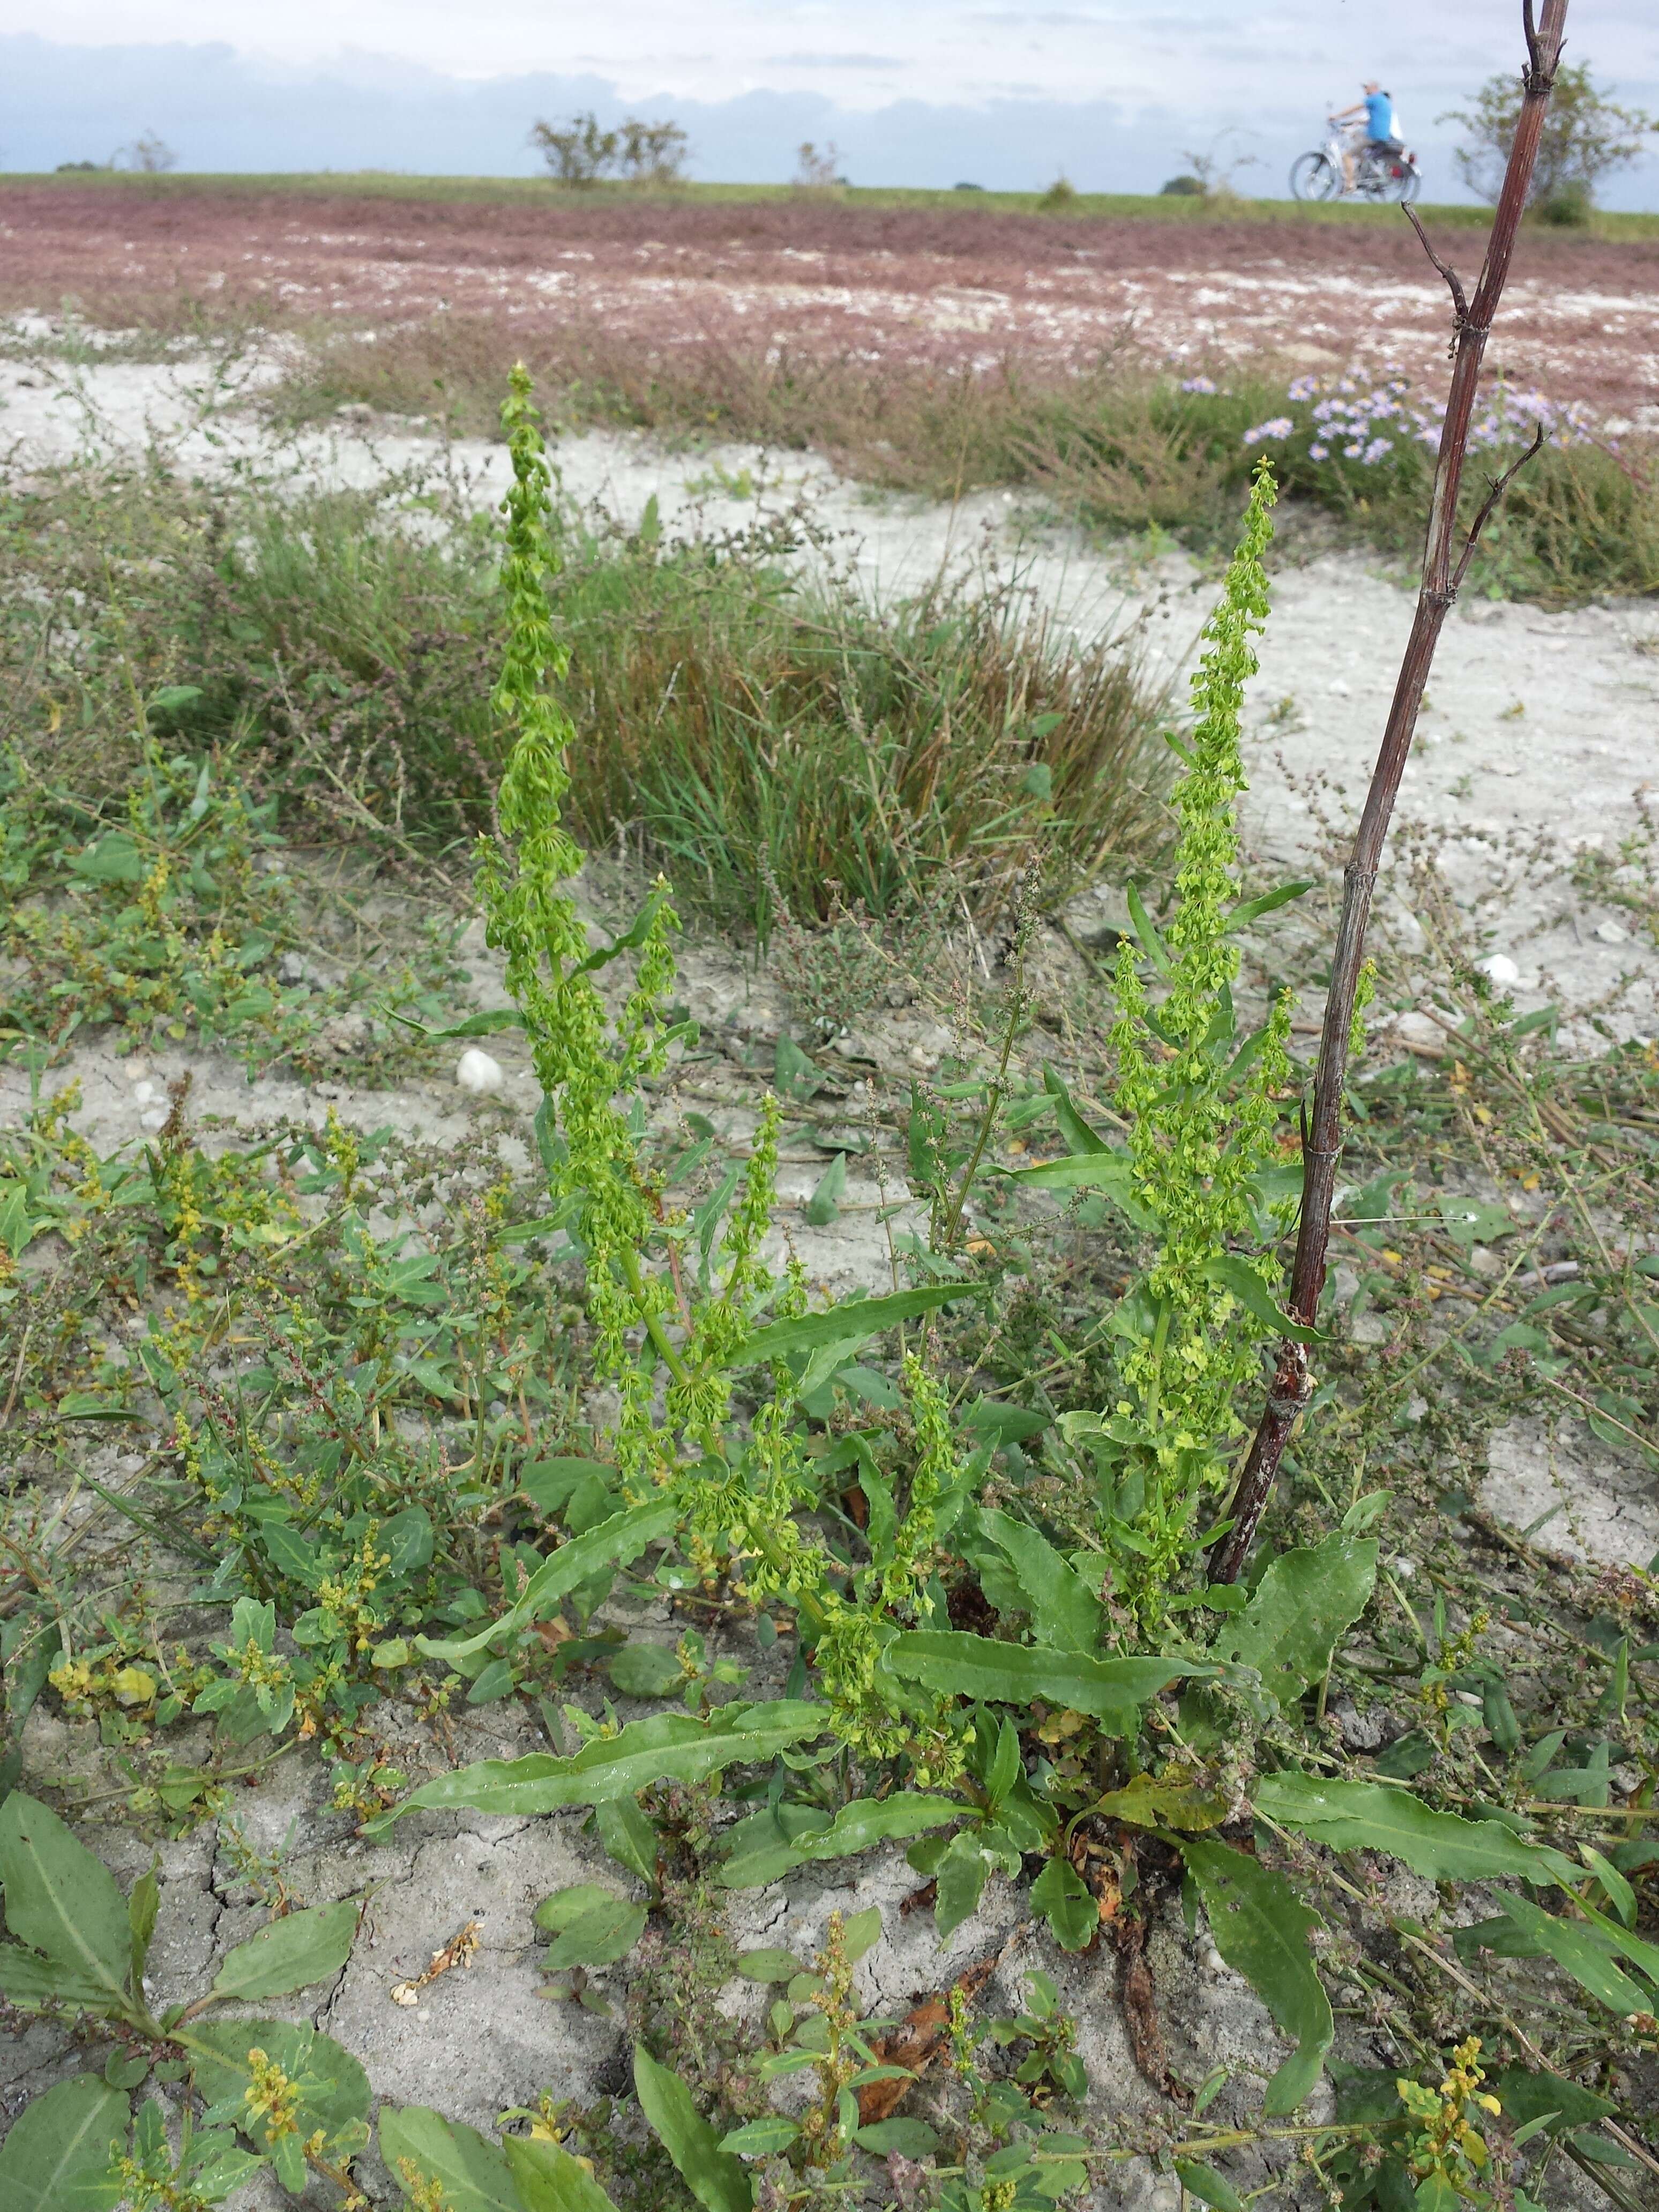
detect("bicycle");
top-left (1290, 119), bottom-right (1421, 204)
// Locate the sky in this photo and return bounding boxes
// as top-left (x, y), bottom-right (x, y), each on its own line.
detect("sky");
top-left (3, 2), bottom-right (1656, 200)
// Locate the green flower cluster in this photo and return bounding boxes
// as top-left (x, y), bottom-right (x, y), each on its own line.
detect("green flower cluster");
top-left (1093, 461), bottom-right (1297, 1615)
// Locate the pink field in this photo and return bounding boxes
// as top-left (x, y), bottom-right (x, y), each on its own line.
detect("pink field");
top-left (6, 185), bottom-right (1659, 419)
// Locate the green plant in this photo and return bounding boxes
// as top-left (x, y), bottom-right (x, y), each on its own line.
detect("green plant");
top-left (1443, 59), bottom-right (1654, 210)
top-left (0, 1793), bottom-right (367, 2204)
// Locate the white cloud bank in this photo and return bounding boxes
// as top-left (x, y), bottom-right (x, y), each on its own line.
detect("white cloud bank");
top-left (2, 5), bottom-right (1655, 202)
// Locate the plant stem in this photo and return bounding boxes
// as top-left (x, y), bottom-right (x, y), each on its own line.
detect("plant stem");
top-left (1213, 0), bottom-right (1570, 1582)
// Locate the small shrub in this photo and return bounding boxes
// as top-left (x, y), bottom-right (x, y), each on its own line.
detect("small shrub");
top-left (1443, 59), bottom-right (1654, 208)
top-left (1037, 174), bottom-right (1079, 211)
top-left (1160, 174), bottom-right (1207, 197)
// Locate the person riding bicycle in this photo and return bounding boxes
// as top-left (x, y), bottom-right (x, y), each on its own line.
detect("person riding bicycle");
top-left (1332, 81), bottom-right (1403, 192)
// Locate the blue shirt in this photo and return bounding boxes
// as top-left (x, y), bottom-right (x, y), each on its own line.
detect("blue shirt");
top-left (1364, 89), bottom-right (1395, 141)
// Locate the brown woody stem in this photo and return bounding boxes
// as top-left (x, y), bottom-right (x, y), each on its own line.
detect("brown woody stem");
top-left (1210, 0), bottom-right (1568, 1584)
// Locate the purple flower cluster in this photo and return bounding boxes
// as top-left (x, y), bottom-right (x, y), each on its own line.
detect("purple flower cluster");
top-left (1239, 369), bottom-right (1594, 468)
top-left (1179, 375), bottom-right (1219, 394)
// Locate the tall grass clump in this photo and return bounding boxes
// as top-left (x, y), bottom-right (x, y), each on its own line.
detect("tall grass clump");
top-left (2, 462), bottom-right (1170, 926)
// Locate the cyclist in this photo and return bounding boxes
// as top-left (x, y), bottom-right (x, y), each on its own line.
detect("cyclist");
top-left (1332, 81), bottom-right (1403, 192)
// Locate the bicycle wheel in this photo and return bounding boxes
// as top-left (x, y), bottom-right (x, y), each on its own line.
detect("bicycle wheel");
top-left (1289, 151), bottom-right (1340, 201)
top-left (1390, 162), bottom-right (1423, 204)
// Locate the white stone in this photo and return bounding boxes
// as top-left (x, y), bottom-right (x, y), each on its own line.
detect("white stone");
top-left (455, 1049), bottom-right (505, 1095)
top-left (1595, 919), bottom-right (1629, 945)
top-left (1478, 954), bottom-right (1520, 986)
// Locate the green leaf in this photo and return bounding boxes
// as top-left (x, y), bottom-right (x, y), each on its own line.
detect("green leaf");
top-left (414, 1496), bottom-right (678, 1662)
top-left (1030, 1857), bottom-right (1098, 1951)
top-left (885, 1631), bottom-right (1197, 1731)
top-left (1496, 1894), bottom-right (1655, 2016)
top-left (520, 1459), bottom-right (618, 1518)
top-left (720, 2118), bottom-right (802, 2157)
top-left (1179, 1837), bottom-right (1332, 2116)
top-left (977, 1511), bottom-right (1103, 1653)
top-left (544, 1900), bottom-right (649, 1971)
top-left (1176, 2159), bottom-right (1246, 2212)
top-left (633, 2045), bottom-right (752, 2212)
top-left (373, 1702), bottom-right (828, 1829)
top-left (378, 2106), bottom-right (520, 2212)
top-left (128, 1866), bottom-right (159, 1986)
top-left (1226, 879), bottom-right (1314, 931)
top-left (0, 1947), bottom-right (124, 2011)
top-left (734, 1948), bottom-right (803, 1983)
top-left (537, 1884), bottom-right (627, 1933)
top-left (735, 1284), bottom-right (974, 1367)
top-left (0, 2075), bottom-right (128, 2212)
top-left (855, 2119), bottom-right (940, 2156)
top-left (1489, 2064), bottom-right (1614, 2136)
top-left (1041, 1065), bottom-right (1109, 1154)
top-left (505, 2136), bottom-right (624, 2212)
top-left (69, 833), bottom-right (146, 884)
top-left (934, 1830), bottom-right (992, 1938)
top-left (1214, 1533), bottom-right (1377, 1710)
top-left (841, 1907), bottom-right (881, 1963)
top-left (596, 1797), bottom-right (660, 1890)
top-left (606, 1643), bottom-right (686, 1699)
top-left (719, 1793), bottom-right (961, 1887)
top-left (184, 2021), bottom-right (370, 2173)
top-left (1199, 1255), bottom-right (1321, 1343)
top-left (1125, 882), bottom-right (1172, 977)
top-left (803, 1154), bottom-right (847, 1227)
top-left (208, 1899), bottom-right (357, 2004)
top-left (1092, 1774), bottom-right (1228, 1832)
top-left (0, 1793), bottom-right (133, 2013)
top-left (1254, 1774), bottom-right (1576, 1887)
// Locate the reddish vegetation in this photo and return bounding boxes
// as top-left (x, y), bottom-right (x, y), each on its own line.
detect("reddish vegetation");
top-left (5, 183), bottom-right (1659, 416)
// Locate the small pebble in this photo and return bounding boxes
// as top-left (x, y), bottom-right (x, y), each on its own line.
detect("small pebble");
top-left (1595, 919), bottom-right (1628, 945)
top-left (456, 1048), bottom-right (504, 1094)
top-left (132, 1079), bottom-right (159, 1106)
top-left (1478, 954), bottom-right (1519, 986)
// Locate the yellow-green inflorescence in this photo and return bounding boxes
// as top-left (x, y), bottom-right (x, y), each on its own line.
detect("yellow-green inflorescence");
top-left (1105, 459), bottom-right (1295, 1611)
top-left (480, 367), bottom-right (956, 1775)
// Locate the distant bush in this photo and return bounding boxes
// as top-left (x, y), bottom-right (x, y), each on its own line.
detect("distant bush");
top-left (529, 110), bottom-right (689, 187)
top-left (1037, 174), bottom-right (1078, 211)
top-left (794, 141), bottom-right (843, 190)
top-left (1443, 61), bottom-right (1653, 209)
top-left (1160, 175), bottom-right (1207, 197)
top-left (952, 180), bottom-right (985, 192)
top-left (114, 131), bottom-right (177, 174)
top-left (1534, 177), bottom-right (1595, 226)
top-left (55, 160), bottom-right (104, 174)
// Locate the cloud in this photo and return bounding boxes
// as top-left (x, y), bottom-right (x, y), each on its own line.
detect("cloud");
top-left (0, 29), bottom-right (1653, 204)
top-left (763, 54), bottom-right (910, 71)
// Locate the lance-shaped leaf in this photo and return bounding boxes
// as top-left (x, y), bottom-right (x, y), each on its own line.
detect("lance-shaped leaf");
top-left (371, 1702), bottom-right (828, 1830)
top-left (733, 1284), bottom-right (976, 1367)
top-left (1483, 1892), bottom-right (1657, 2017)
top-left (378, 2106), bottom-right (520, 2212)
top-left (0, 2074), bottom-right (129, 2212)
top-left (0, 1793), bottom-right (134, 2015)
top-left (1213, 1533), bottom-right (1377, 1712)
top-left (1199, 1255), bottom-right (1321, 1344)
top-left (208, 1899), bottom-right (357, 2004)
top-left (1179, 1836), bottom-right (1332, 2116)
top-left (976, 1512), bottom-right (1102, 1653)
top-left (1092, 1774), bottom-right (1228, 1832)
top-left (416, 1496), bottom-right (678, 1663)
top-left (719, 1794), bottom-right (963, 1888)
top-left (1255, 1774), bottom-right (1576, 1886)
top-left (634, 2045), bottom-right (752, 2212)
top-left (884, 1632), bottom-right (1198, 1732)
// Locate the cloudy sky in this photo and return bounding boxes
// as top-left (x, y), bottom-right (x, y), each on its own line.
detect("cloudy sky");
top-left (4, 2), bottom-right (1657, 198)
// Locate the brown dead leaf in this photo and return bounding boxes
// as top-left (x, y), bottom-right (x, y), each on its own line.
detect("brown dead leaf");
top-left (855, 1947), bottom-right (1003, 2127)
top-left (389, 1917), bottom-right (482, 2007)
